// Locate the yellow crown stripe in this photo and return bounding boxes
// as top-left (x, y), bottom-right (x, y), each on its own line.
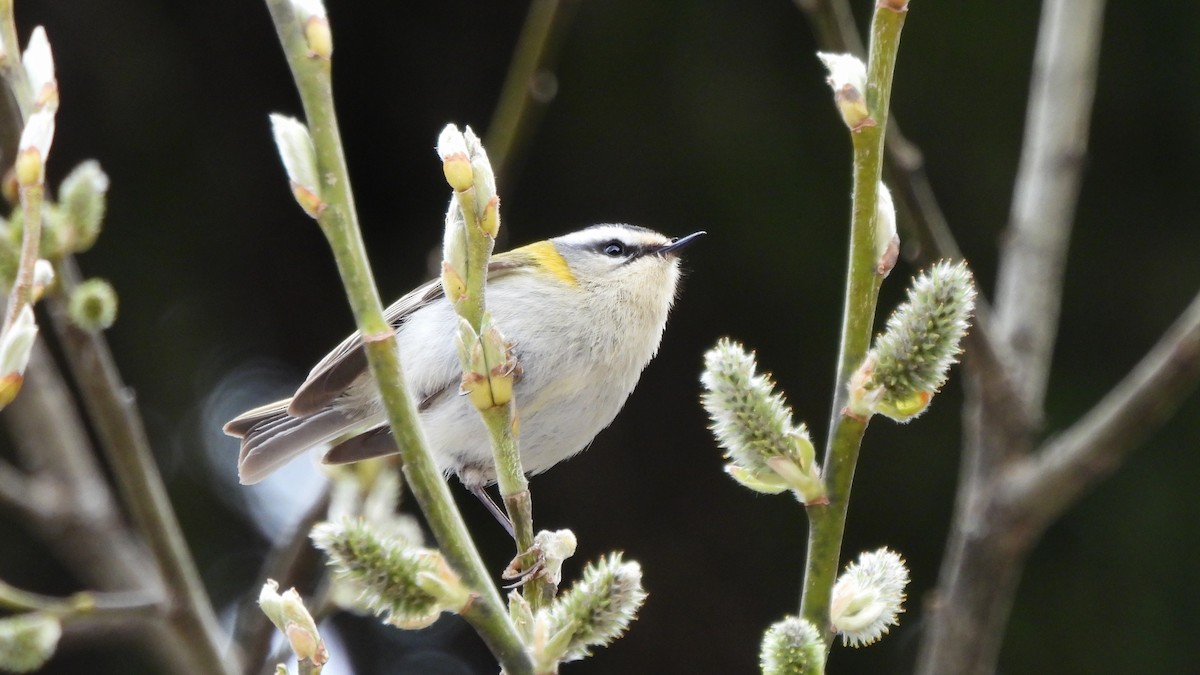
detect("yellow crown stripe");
top-left (509, 240), bottom-right (578, 286)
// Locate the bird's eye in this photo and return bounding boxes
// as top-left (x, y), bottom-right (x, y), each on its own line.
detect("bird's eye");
top-left (603, 241), bottom-right (625, 257)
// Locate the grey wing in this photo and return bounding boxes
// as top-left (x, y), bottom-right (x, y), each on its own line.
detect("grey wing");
top-left (287, 277), bottom-right (445, 416)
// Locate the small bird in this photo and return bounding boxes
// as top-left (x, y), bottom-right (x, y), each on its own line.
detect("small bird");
top-left (224, 224), bottom-right (702, 523)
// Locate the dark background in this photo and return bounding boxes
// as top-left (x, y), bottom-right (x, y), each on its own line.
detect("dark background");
top-left (4, 1), bottom-right (1200, 673)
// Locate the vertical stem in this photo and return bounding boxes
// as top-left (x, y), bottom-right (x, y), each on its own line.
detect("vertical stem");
top-left (918, 2), bottom-right (1106, 672)
top-left (262, 3), bottom-right (531, 671)
top-left (0, 0), bottom-right (30, 120)
top-left (485, 0), bottom-right (577, 189)
top-left (3, 182), bottom-right (42, 330)
top-left (991, 0), bottom-right (1105, 415)
top-left (50, 259), bottom-right (236, 675)
top-left (445, 137), bottom-right (545, 606)
top-left (799, 3), bottom-right (907, 644)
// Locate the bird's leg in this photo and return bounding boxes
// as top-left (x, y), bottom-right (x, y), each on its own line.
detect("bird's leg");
top-left (469, 484), bottom-right (514, 538)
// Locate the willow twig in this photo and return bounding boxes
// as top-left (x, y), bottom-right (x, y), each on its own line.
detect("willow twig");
top-left (800, 3), bottom-right (906, 643)
top-left (262, 2), bottom-right (531, 670)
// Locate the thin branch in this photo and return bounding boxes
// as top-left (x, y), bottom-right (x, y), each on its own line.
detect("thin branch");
top-left (0, 579), bottom-right (161, 618)
top-left (485, 0), bottom-right (578, 191)
top-left (800, 3), bottom-right (905, 643)
top-left (793, 0), bottom-right (1029, 428)
top-left (2, 339), bottom-right (154, 590)
top-left (1006, 288), bottom-right (1200, 528)
top-left (2, 181), bottom-right (43, 331)
top-left (991, 0), bottom-right (1106, 415)
top-left (262, 2), bottom-right (532, 671)
top-left (47, 257), bottom-right (236, 675)
top-left (0, 458), bottom-right (32, 517)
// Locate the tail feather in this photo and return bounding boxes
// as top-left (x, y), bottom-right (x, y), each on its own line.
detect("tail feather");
top-left (223, 399), bottom-right (291, 437)
top-left (322, 427), bottom-right (400, 466)
top-left (230, 401), bottom-right (366, 485)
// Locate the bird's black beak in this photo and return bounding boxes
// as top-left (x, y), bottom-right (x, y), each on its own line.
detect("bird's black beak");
top-left (657, 231), bottom-right (706, 256)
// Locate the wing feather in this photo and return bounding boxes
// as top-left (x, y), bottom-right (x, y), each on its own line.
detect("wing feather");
top-left (286, 257), bottom-right (530, 417)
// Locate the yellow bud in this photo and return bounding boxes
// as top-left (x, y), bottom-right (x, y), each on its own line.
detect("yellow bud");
top-left (442, 154), bottom-right (473, 192)
top-left (836, 86), bottom-right (874, 131)
top-left (441, 261), bottom-right (467, 304)
top-left (285, 623), bottom-right (327, 666)
top-left (462, 372), bottom-right (495, 411)
top-left (15, 148), bottom-right (43, 187)
top-left (877, 390), bottom-right (932, 422)
top-left (487, 364), bottom-right (514, 407)
top-left (304, 16), bottom-right (333, 60)
top-left (479, 195), bottom-right (500, 239)
top-left (291, 182), bottom-right (326, 218)
top-left (3, 168), bottom-right (18, 205)
top-left (0, 372), bottom-right (23, 409)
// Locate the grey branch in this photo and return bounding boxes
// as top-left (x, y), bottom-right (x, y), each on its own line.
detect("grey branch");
top-left (991, 0), bottom-right (1105, 416)
top-left (0, 459), bottom-right (32, 518)
top-left (1006, 289), bottom-right (1200, 530)
top-left (47, 257), bottom-right (237, 675)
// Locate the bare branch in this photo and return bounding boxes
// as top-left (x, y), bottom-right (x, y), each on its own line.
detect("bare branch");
top-left (1006, 289), bottom-right (1200, 527)
top-left (2, 340), bottom-right (155, 589)
top-left (0, 459), bottom-right (32, 518)
top-left (992, 0), bottom-right (1105, 415)
top-left (47, 257), bottom-right (236, 675)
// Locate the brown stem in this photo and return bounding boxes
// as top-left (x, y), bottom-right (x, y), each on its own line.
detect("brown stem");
top-left (48, 257), bottom-right (236, 675)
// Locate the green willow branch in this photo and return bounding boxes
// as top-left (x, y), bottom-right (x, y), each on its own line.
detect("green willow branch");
top-left (485, 0), bottom-right (578, 191)
top-left (0, 0), bottom-right (29, 120)
top-left (442, 127), bottom-right (550, 608)
top-left (800, 3), bottom-right (907, 645)
top-left (0, 579), bottom-right (160, 621)
top-left (261, 2), bottom-right (531, 671)
top-left (793, 0), bottom-right (1030, 432)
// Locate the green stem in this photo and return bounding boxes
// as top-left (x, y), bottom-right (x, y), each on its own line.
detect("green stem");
top-left (445, 135), bottom-right (544, 606)
top-left (446, 149), bottom-right (543, 601)
top-left (485, 0), bottom-right (577, 190)
top-left (799, 3), bottom-right (907, 646)
top-left (262, 3), bottom-right (531, 671)
top-left (0, 0), bottom-right (30, 120)
top-left (0, 1), bottom-right (44, 328)
top-left (3, 182), bottom-right (41, 331)
top-left (0, 579), bottom-right (160, 620)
